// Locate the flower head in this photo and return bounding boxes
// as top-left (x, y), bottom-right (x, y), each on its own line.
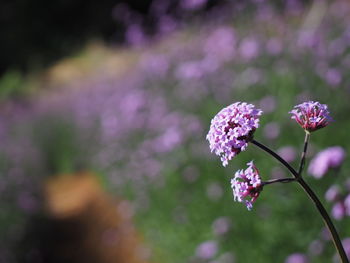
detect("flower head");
top-left (231, 161), bottom-right (263, 210)
top-left (206, 102), bottom-right (262, 166)
top-left (289, 101), bottom-right (332, 132)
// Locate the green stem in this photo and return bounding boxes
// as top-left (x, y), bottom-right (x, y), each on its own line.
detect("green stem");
top-left (252, 139), bottom-right (348, 263)
top-left (297, 131), bottom-right (310, 177)
top-left (251, 139), bottom-right (298, 178)
top-left (297, 177), bottom-right (348, 263)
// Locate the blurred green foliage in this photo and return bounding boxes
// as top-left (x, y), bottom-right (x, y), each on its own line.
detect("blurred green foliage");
top-left (0, 71), bottom-right (25, 100)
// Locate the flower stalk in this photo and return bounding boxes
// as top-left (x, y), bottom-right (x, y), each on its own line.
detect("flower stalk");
top-left (252, 138), bottom-right (349, 263)
top-left (297, 131), bottom-right (310, 177)
top-left (251, 139), bottom-right (298, 178)
top-left (262, 177), bottom-right (296, 186)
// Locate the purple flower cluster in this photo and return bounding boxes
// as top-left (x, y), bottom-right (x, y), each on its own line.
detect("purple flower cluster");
top-left (324, 184), bottom-right (350, 221)
top-left (308, 146), bottom-right (346, 178)
top-left (321, 178), bottom-right (350, 221)
top-left (206, 102), bottom-right (262, 166)
top-left (231, 161), bottom-right (263, 210)
top-left (289, 101), bottom-right (332, 132)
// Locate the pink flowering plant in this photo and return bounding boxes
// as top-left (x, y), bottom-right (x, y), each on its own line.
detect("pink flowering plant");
top-left (289, 101), bottom-right (332, 132)
top-left (206, 102), bottom-right (262, 166)
top-left (231, 161), bottom-right (262, 210)
top-left (207, 100), bottom-right (349, 263)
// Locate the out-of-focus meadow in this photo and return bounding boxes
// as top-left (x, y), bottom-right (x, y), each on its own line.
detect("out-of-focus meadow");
top-left (1, 0), bottom-right (350, 262)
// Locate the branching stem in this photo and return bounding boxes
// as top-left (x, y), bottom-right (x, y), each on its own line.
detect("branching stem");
top-left (252, 138), bottom-right (348, 263)
top-left (262, 178), bottom-right (296, 186)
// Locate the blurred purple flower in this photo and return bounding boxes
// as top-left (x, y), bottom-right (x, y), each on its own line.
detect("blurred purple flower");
top-left (206, 102), bottom-right (262, 166)
top-left (256, 5), bottom-right (274, 21)
top-left (239, 67), bottom-right (263, 86)
top-left (212, 217), bottom-right (231, 235)
top-left (259, 95), bottom-right (277, 113)
top-left (344, 194), bottom-right (350, 216)
top-left (297, 30), bottom-right (320, 49)
top-left (331, 202), bottom-right (345, 220)
top-left (308, 239), bottom-right (324, 256)
top-left (158, 15), bottom-right (177, 34)
top-left (325, 185), bottom-right (341, 202)
top-left (286, 0), bottom-right (303, 14)
top-left (277, 146), bottom-right (297, 162)
top-left (175, 61), bottom-right (203, 80)
top-left (328, 39), bottom-right (346, 57)
top-left (342, 238), bottom-right (350, 259)
top-left (308, 146), bottom-right (346, 178)
top-left (152, 126), bottom-right (182, 153)
top-left (289, 101), bottom-right (332, 132)
top-left (126, 24), bottom-right (146, 46)
top-left (204, 27), bottom-right (236, 62)
top-left (231, 161), bottom-right (263, 210)
top-left (239, 38), bottom-right (259, 60)
top-left (139, 54), bottom-right (169, 77)
top-left (196, 240), bottom-right (218, 260)
top-left (263, 122), bottom-right (280, 140)
top-left (181, 0), bottom-right (207, 10)
top-left (321, 227), bottom-right (332, 241)
top-left (199, 56), bottom-right (220, 73)
top-left (285, 253), bottom-right (308, 263)
top-left (266, 38), bottom-right (283, 55)
top-left (325, 69), bottom-right (342, 86)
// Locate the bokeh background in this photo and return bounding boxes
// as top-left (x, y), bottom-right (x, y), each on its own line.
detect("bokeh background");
top-left (1, 0), bottom-right (350, 262)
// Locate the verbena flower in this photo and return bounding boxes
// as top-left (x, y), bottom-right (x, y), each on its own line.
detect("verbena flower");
top-left (206, 102), bottom-right (262, 166)
top-left (325, 185), bottom-right (341, 202)
top-left (195, 240), bottom-right (218, 260)
top-left (289, 101), bottom-right (332, 132)
top-left (231, 161), bottom-right (263, 210)
top-left (285, 253), bottom-right (309, 263)
top-left (308, 146), bottom-right (346, 178)
top-left (341, 238), bottom-right (350, 259)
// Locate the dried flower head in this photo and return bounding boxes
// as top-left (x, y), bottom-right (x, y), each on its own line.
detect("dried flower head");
top-left (231, 161), bottom-right (263, 210)
top-left (289, 101), bottom-right (332, 132)
top-left (206, 102), bottom-right (262, 166)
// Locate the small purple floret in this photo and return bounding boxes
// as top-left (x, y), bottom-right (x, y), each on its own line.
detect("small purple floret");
top-left (289, 101), bottom-right (332, 132)
top-left (231, 161), bottom-right (263, 210)
top-left (206, 102), bottom-right (262, 166)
